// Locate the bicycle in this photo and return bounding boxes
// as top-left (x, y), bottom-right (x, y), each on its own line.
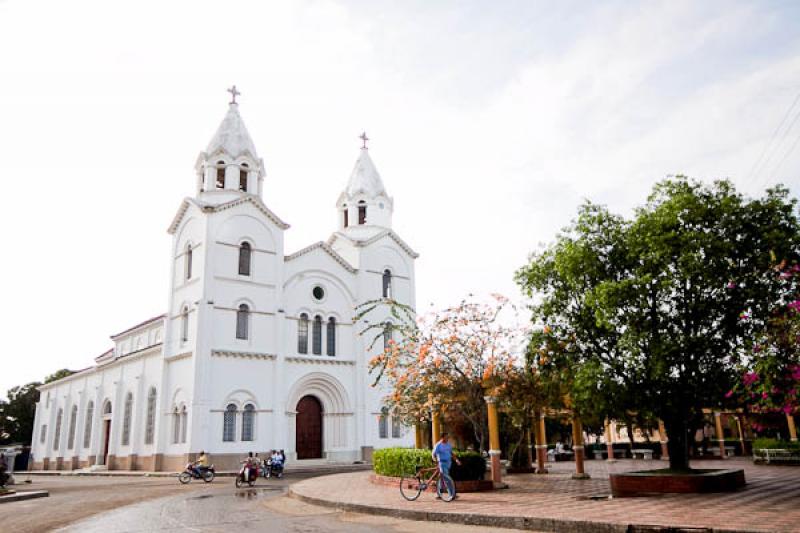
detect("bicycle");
top-left (399, 464), bottom-right (456, 502)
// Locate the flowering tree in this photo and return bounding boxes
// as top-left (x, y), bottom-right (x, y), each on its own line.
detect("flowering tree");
top-left (357, 295), bottom-right (529, 451)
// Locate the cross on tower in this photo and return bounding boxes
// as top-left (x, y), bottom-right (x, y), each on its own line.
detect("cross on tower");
top-left (227, 85), bottom-right (241, 104)
top-left (359, 131), bottom-right (369, 149)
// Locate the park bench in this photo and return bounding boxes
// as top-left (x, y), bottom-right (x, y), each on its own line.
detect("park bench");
top-left (711, 446), bottom-right (736, 458)
top-left (753, 448), bottom-right (800, 464)
top-left (631, 448), bottom-right (654, 460)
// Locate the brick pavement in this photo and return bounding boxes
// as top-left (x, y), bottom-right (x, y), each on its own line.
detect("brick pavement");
top-left (289, 459), bottom-right (800, 532)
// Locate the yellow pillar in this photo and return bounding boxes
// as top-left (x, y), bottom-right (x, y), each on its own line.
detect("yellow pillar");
top-left (604, 418), bottom-right (615, 461)
top-left (735, 416), bottom-right (747, 455)
top-left (787, 413), bottom-right (798, 442)
top-left (431, 409), bottom-right (441, 445)
top-left (533, 411), bottom-right (548, 474)
top-left (658, 419), bottom-right (669, 460)
top-left (714, 412), bottom-right (727, 459)
top-left (414, 424), bottom-right (424, 449)
top-left (485, 396), bottom-right (502, 485)
top-left (571, 416), bottom-right (590, 479)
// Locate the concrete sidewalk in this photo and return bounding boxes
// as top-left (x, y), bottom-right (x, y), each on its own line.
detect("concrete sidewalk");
top-left (289, 459), bottom-right (800, 533)
top-left (26, 461), bottom-right (371, 477)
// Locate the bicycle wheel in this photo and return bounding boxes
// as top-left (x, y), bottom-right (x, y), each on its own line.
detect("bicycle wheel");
top-left (436, 473), bottom-right (456, 502)
top-left (399, 475), bottom-right (423, 501)
top-left (178, 472), bottom-right (192, 484)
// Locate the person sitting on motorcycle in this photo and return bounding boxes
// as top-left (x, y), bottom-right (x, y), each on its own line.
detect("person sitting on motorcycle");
top-left (270, 450), bottom-right (284, 477)
top-left (192, 451), bottom-right (209, 477)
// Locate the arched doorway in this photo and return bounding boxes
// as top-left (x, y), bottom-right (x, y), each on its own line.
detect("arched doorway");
top-left (99, 401), bottom-right (112, 466)
top-left (296, 395), bottom-right (323, 459)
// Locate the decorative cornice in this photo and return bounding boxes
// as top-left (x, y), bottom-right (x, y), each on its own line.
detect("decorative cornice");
top-left (284, 241), bottom-right (357, 273)
top-left (211, 350), bottom-right (276, 361)
top-left (215, 196), bottom-right (290, 229)
top-left (327, 229), bottom-right (419, 259)
top-left (285, 355), bottom-right (355, 366)
top-left (165, 351), bottom-right (192, 363)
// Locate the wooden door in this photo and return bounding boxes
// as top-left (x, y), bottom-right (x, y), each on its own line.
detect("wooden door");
top-left (102, 420), bottom-right (111, 464)
top-left (296, 395), bottom-right (323, 459)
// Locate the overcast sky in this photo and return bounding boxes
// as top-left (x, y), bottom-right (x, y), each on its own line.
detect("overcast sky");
top-left (1, 0), bottom-right (799, 397)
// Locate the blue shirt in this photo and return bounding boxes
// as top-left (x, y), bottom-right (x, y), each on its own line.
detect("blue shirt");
top-left (432, 441), bottom-right (453, 464)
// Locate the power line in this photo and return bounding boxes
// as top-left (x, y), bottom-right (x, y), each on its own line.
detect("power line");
top-left (748, 88), bottom-right (800, 190)
top-left (763, 129), bottom-right (800, 190)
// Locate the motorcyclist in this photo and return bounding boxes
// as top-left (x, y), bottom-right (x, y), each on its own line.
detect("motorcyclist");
top-left (192, 450), bottom-right (209, 477)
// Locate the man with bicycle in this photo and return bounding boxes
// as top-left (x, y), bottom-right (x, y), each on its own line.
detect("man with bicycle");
top-left (432, 432), bottom-right (461, 498)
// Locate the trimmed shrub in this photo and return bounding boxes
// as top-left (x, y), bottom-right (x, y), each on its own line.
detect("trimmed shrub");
top-left (373, 447), bottom-right (486, 481)
top-left (753, 437), bottom-right (800, 452)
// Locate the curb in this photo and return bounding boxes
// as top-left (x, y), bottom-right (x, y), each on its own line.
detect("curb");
top-left (0, 490), bottom-right (49, 504)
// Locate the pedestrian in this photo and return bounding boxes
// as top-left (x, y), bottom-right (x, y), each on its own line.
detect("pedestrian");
top-left (431, 432), bottom-right (460, 499)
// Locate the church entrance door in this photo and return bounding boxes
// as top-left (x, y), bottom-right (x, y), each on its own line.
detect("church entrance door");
top-left (296, 395), bottom-right (323, 459)
top-left (101, 420), bottom-right (111, 465)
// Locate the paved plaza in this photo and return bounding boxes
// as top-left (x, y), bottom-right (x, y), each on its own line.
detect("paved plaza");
top-left (290, 459), bottom-right (800, 532)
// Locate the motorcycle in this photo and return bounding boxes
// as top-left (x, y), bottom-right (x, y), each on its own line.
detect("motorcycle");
top-left (178, 463), bottom-right (215, 484)
top-left (235, 461), bottom-right (260, 488)
top-left (264, 458), bottom-right (284, 479)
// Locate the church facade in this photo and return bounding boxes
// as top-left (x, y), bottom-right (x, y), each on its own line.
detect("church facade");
top-left (29, 97), bottom-right (417, 471)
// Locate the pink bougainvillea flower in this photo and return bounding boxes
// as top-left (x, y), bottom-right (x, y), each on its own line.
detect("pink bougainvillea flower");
top-left (725, 390), bottom-right (734, 398)
top-left (762, 392), bottom-right (769, 399)
top-left (743, 372), bottom-right (759, 386)
top-left (783, 405), bottom-right (793, 414)
top-left (726, 281), bottom-right (737, 289)
top-left (787, 300), bottom-right (800, 312)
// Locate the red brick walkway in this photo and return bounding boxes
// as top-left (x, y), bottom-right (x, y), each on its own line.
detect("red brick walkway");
top-left (290, 459), bottom-right (800, 532)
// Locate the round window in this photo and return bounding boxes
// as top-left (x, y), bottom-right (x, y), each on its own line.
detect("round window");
top-left (312, 286), bottom-right (325, 301)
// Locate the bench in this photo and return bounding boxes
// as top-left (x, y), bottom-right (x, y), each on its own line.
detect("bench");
top-left (631, 449), bottom-right (654, 460)
top-left (754, 448), bottom-right (800, 464)
top-left (711, 446), bottom-right (736, 458)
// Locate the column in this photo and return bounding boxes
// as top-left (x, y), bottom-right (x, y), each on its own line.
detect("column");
top-left (714, 411), bottom-right (726, 459)
top-left (485, 396), bottom-right (502, 485)
top-left (571, 417), bottom-right (590, 479)
top-left (604, 418), bottom-right (615, 461)
top-left (431, 408), bottom-right (441, 445)
top-left (735, 415), bottom-right (747, 455)
top-left (534, 411), bottom-right (548, 474)
top-left (787, 413), bottom-right (798, 442)
top-left (414, 424), bottom-right (424, 449)
top-left (658, 419), bottom-right (669, 460)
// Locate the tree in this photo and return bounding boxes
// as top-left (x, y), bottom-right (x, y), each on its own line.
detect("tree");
top-left (518, 178), bottom-right (800, 470)
top-left (45, 369), bottom-right (74, 384)
top-left (0, 382), bottom-right (41, 445)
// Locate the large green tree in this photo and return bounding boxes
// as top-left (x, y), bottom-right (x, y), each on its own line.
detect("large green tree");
top-left (0, 369), bottom-right (74, 445)
top-left (518, 178), bottom-right (800, 470)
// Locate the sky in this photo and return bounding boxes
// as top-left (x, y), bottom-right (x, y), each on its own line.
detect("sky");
top-left (1, 0), bottom-right (799, 397)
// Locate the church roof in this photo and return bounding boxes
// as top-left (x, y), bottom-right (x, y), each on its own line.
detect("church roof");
top-left (110, 314), bottom-right (166, 340)
top-left (344, 148), bottom-right (387, 198)
top-left (167, 196), bottom-right (289, 234)
top-left (206, 103), bottom-right (258, 159)
top-left (285, 241), bottom-right (357, 273)
top-left (328, 229), bottom-right (419, 258)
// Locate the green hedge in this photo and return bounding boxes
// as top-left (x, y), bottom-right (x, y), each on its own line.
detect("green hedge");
top-left (373, 447), bottom-right (486, 481)
top-left (753, 438), bottom-right (800, 452)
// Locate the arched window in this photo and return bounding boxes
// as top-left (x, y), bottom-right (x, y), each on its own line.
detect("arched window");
top-left (242, 404), bottom-right (255, 441)
top-left (180, 405), bottom-right (188, 443)
top-left (67, 405), bottom-right (78, 450)
top-left (144, 388), bottom-right (157, 445)
top-left (358, 201), bottom-right (367, 225)
top-left (53, 408), bottom-right (63, 450)
top-left (122, 392), bottom-right (133, 445)
top-left (298, 313), bottom-right (309, 354)
top-left (216, 161), bottom-right (225, 188)
top-left (238, 242), bottom-right (251, 276)
top-left (378, 407), bottom-right (388, 439)
top-left (391, 415), bottom-right (402, 438)
top-left (103, 401), bottom-right (112, 415)
top-left (40, 424), bottom-right (47, 444)
top-left (382, 269), bottom-right (392, 298)
top-left (383, 322), bottom-right (392, 351)
top-left (223, 403), bottom-right (237, 442)
top-left (83, 401), bottom-right (94, 448)
top-left (326, 317), bottom-right (336, 356)
top-left (181, 306), bottom-right (189, 343)
top-left (236, 304), bottom-right (250, 340)
top-left (312, 315), bottom-right (323, 355)
top-left (343, 205), bottom-right (349, 228)
top-left (172, 406), bottom-right (181, 444)
top-left (239, 163), bottom-right (248, 192)
top-left (185, 244), bottom-right (193, 280)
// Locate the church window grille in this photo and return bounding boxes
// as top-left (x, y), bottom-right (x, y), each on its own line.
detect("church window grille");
top-left (172, 407), bottom-right (180, 444)
top-left (236, 304), bottom-right (250, 340)
top-left (181, 306), bottom-right (189, 343)
top-left (180, 405), bottom-right (188, 443)
top-left (382, 270), bottom-right (392, 298)
top-left (83, 402), bottom-right (94, 448)
top-left (239, 163), bottom-right (248, 192)
top-left (358, 201), bottom-right (367, 225)
top-left (40, 424), bottom-right (47, 444)
top-left (312, 315), bottom-right (322, 355)
top-left (122, 393), bottom-right (133, 446)
top-left (378, 408), bottom-right (388, 439)
top-left (326, 317), bottom-right (336, 356)
top-left (223, 404), bottom-right (237, 442)
top-left (144, 388), bottom-right (157, 445)
top-left (216, 161), bottom-right (225, 188)
top-left (343, 206), bottom-right (349, 228)
top-left (67, 406), bottom-right (78, 450)
top-left (185, 244), bottom-right (193, 280)
top-left (298, 314), bottom-right (309, 354)
top-left (391, 416), bottom-right (402, 438)
top-left (238, 242), bottom-right (251, 276)
top-left (242, 404), bottom-right (255, 441)
top-left (53, 409), bottom-right (63, 450)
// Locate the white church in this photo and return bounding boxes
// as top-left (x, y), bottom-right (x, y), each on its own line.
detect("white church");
top-left (30, 92), bottom-right (417, 471)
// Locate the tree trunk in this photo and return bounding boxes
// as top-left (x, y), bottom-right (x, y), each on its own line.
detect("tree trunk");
top-left (664, 416), bottom-right (691, 471)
